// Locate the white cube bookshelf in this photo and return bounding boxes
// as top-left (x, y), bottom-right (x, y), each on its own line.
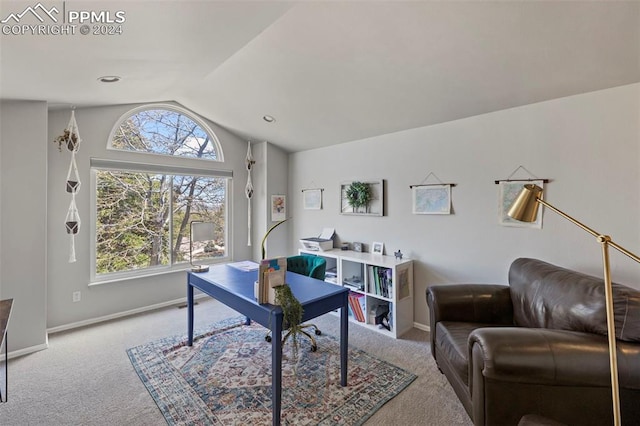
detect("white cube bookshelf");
top-left (299, 249), bottom-right (414, 338)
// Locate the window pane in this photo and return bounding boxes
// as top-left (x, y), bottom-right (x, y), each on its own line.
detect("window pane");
top-left (112, 109), bottom-right (219, 160)
top-left (173, 175), bottom-right (227, 264)
top-left (96, 170), bottom-right (171, 274)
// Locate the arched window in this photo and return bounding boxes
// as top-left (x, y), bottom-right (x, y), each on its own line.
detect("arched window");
top-left (108, 105), bottom-right (223, 161)
top-left (92, 105), bottom-right (229, 282)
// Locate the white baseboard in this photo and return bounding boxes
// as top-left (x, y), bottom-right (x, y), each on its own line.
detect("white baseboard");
top-left (47, 293), bottom-right (210, 335)
top-left (413, 321), bottom-right (430, 332)
top-left (2, 339), bottom-right (49, 361)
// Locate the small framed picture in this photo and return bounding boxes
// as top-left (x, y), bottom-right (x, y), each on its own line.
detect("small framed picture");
top-left (271, 195), bottom-right (286, 222)
top-left (372, 241), bottom-right (384, 255)
top-left (353, 242), bottom-right (363, 252)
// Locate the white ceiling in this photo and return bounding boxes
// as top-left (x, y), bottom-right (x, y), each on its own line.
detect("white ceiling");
top-left (1, 1), bottom-right (639, 153)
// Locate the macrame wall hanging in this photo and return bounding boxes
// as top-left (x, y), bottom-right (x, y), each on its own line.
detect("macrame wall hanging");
top-left (244, 141), bottom-right (255, 246)
top-left (54, 110), bottom-right (82, 262)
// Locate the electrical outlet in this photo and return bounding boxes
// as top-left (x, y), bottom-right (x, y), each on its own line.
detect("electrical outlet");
top-left (72, 291), bottom-right (81, 302)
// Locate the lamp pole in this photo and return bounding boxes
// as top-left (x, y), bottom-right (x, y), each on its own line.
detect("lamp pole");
top-left (508, 184), bottom-right (640, 426)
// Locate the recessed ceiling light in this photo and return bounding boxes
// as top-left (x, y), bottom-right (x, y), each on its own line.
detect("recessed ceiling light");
top-left (98, 76), bottom-right (121, 83)
top-left (263, 115), bottom-right (275, 123)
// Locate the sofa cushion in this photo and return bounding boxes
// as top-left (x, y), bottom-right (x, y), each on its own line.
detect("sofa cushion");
top-left (435, 321), bottom-right (504, 386)
top-left (509, 258), bottom-right (640, 342)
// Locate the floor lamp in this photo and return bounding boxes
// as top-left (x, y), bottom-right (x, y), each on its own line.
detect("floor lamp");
top-left (508, 184), bottom-right (640, 426)
top-left (190, 221), bottom-right (215, 273)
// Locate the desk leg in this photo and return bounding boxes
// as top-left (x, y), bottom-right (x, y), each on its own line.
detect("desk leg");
top-left (271, 310), bottom-right (283, 426)
top-left (187, 283), bottom-right (194, 346)
top-left (340, 297), bottom-right (348, 387)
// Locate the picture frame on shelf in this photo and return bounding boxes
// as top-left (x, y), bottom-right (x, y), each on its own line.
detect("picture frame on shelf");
top-left (353, 242), bottom-right (363, 252)
top-left (372, 241), bottom-right (384, 255)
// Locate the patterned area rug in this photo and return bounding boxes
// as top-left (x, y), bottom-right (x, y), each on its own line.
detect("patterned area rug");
top-left (127, 317), bottom-right (416, 425)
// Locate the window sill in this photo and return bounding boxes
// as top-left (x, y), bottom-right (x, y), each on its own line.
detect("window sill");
top-left (89, 259), bottom-right (229, 286)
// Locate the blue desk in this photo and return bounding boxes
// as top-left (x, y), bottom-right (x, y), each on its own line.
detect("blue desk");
top-left (187, 264), bottom-right (349, 426)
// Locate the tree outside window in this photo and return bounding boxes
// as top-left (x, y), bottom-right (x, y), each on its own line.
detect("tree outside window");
top-left (95, 107), bottom-right (227, 278)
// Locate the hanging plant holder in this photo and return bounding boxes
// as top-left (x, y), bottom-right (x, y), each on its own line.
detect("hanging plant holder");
top-left (57, 110), bottom-right (83, 263)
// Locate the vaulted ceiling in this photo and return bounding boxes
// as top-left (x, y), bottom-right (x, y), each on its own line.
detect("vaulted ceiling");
top-left (1, 1), bottom-right (639, 152)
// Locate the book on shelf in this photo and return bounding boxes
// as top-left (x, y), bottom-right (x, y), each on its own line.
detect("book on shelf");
top-left (348, 291), bottom-right (366, 322)
top-left (367, 266), bottom-right (393, 298)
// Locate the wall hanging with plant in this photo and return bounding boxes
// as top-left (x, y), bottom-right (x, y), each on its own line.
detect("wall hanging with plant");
top-left (340, 180), bottom-right (384, 216)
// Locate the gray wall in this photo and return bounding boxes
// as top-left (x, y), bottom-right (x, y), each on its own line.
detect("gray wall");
top-left (44, 103), bottom-right (258, 330)
top-left (288, 84), bottom-right (640, 328)
top-left (0, 101), bottom-right (48, 352)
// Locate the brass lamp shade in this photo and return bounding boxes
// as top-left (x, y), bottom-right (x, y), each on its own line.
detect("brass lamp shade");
top-left (508, 184), bottom-right (543, 222)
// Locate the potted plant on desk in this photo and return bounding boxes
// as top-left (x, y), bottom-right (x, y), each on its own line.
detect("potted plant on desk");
top-left (261, 219), bottom-right (305, 360)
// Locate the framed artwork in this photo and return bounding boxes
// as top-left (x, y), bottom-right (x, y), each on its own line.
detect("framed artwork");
top-left (340, 180), bottom-right (384, 216)
top-left (372, 241), bottom-right (384, 255)
top-left (498, 180), bottom-right (543, 228)
top-left (412, 185), bottom-right (451, 214)
top-left (271, 195), bottom-right (286, 222)
top-left (303, 189), bottom-right (322, 210)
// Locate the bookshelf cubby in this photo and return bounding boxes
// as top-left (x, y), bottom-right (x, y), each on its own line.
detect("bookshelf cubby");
top-left (299, 249), bottom-right (414, 338)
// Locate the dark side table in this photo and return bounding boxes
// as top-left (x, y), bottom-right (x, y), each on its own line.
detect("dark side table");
top-left (0, 298), bottom-right (13, 402)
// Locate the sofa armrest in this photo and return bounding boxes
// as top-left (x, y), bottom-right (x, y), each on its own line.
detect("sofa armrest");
top-left (469, 327), bottom-right (616, 387)
top-left (427, 284), bottom-right (513, 360)
top-left (469, 327), bottom-right (640, 426)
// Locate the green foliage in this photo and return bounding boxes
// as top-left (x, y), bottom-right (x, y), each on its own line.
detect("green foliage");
top-left (345, 181), bottom-right (371, 211)
top-left (274, 284), bottom-right (304, 361)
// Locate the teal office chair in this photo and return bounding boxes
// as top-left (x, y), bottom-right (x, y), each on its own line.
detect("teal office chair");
top-left (265, 255), bottom-right (327, 351)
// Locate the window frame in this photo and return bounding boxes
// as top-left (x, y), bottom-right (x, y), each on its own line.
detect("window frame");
top-left (90, 105), bottom-right (231, 285)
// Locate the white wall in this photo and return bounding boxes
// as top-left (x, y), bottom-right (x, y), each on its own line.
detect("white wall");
top-left (288, 84), bottom-right (640, 328)
top-left (46, 103), bottom-right (253, 330)
top-left (0, 101), bottom-right (48, 352)
top-left (249, 141), bottom-right (289, 261)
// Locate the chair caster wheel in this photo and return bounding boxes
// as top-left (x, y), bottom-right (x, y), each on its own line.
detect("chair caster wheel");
top-left (265, 335), bottom-right (272, 342)
top-left (315, 330), bottom-right (322, 336)
top-left (311, 345), bottom-right (317, 352)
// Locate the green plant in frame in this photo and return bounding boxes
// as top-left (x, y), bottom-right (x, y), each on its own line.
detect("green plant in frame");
top-left (345, 181), bottom-right (372, 212)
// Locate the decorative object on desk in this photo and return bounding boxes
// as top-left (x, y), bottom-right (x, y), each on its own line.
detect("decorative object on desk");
top-left (56, 109), bottom-right (83, 263)
top-left (302, 187), bottom-right (323, 210)
top-left (189, 221), bottom-right (215, 272)
top-left (260, 218), bottom-right (287, 260)
top-left (410, 172), bottom-right (455, 215)
top-left (256, 257), bottom-right (286, 304)
top-left (244, 141), bottom-right (255, 246)
top-left (353, 241), bottom-right (363, 252)
top-left (496, 165), bottom-right (550, 228)
top-left (508, 183), bottom-right (640, 426)
top-left (127, 316), bottom-right (416, 425)
top-left (340, 180), bottom-right (384, 216)
top-left (372, 241), bottom-right (384, 255)
top-left (271, 194), bottom-right (286, 222)
top-left (394, 249), bottom-right (403, 260)
top-left (341, 242), bottom-right (349, 251)
top-left (274, 284), bottom-right (304, 360)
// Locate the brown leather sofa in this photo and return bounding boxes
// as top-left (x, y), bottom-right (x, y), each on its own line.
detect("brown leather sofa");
top-left (426, 258), bottom-right (640, 426)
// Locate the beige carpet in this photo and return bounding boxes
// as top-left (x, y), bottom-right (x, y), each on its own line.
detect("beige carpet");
top-left (1, 297), bottom-right (472, 425)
